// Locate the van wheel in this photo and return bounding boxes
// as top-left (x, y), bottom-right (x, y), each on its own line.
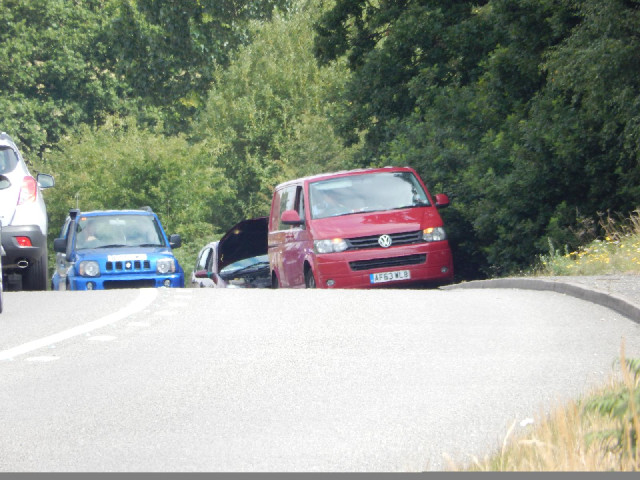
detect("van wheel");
top-left (305, 269), bottom-right (316, 289)
top-left (271, 274), bottom-right (279, 289)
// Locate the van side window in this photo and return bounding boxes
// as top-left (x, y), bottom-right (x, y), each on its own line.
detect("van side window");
top-left (277, 186), bottom-right (297, 230)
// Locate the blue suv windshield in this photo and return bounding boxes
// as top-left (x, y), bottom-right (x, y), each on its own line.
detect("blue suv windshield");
top-left (76, 214), bottom-right (165, 249)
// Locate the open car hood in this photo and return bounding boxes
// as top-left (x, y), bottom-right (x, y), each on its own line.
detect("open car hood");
top-left (218, 216), bottom-right (268, 271)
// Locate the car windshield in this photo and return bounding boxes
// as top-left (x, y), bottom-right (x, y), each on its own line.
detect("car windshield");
top-left (220, 254), bottom-right (269, 276)
top-left (309, 171), bottom-right (430, 219)
top-left (0, 147), bottom-right (18, 174)
top-left (75, 214), bottom-right (165, 250)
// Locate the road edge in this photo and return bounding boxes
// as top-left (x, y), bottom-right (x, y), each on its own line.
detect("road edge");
top-left (441, 277), bottom-right (640, 324)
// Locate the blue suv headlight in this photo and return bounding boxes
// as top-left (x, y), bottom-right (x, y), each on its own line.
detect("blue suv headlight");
top-left (78, 260), bottom-right (100, 277)
top-left (156, 258), bottom-right (176, 274)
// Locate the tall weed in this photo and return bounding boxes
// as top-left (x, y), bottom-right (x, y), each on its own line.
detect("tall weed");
top-left (536, 210), bottom-right (640, 276)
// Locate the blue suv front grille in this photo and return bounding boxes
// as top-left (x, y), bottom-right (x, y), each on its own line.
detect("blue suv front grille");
top-left (105, 260), bottom-right (151, 272)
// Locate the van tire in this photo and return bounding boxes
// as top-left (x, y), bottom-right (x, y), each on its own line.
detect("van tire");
top-left (271, 273), bottom-right (279, 289)
top-left (304, 268), bottom-right (316, 289)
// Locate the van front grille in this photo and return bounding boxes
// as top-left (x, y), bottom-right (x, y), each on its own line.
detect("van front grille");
top-left (349, 254), bottom-right (426, 271)
top-left (347, 230), bottom-right (422, 250)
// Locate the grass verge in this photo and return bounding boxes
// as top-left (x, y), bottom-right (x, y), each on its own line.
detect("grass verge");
top-left (455, 210), bottom-right (640, 471)
top-left (455, 345), bottom-right (639, 471)
top-left (536, 210), bottom-right (640, 276)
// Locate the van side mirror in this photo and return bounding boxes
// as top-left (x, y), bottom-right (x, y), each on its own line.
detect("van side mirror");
top-left (281, 210), bottom-right (304, 226)
top-left (435, 193), bottom-right (450, 209)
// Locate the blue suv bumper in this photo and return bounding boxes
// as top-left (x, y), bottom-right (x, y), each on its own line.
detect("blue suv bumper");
top-left (68, 272), bottom-right (184, 290)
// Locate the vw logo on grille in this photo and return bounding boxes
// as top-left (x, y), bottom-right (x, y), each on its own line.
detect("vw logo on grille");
top-left (378, 234), bottom-right (393, 248)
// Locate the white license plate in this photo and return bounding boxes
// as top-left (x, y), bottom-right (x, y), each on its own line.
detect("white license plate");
top-left (369, 270), bottom-right (410, 284)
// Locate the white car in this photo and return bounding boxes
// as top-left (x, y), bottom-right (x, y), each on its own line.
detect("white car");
top-left (191, 217), bottom-right (270, 288)
top-left (0, 132), bottom-right (54, 291)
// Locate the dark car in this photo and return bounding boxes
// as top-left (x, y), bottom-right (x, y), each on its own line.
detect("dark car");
top-left (191, 217), bottom-right (269, 288)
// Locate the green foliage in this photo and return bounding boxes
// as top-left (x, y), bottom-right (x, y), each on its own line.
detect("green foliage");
top-left (40, 1), bottom-right (357, 273)
top-left (315, 0), bottom-right (640, 278)
top-left (584, 357), bottom-right (640, 458)
top-left (0, 0), bottom-right (124, 158)
top-left (5, 0), bottom-right (640, 279)
top-left (193, 2), bottom-right (359, 222)
top-left (44, 117), bottom-right (234, 270)
top-left (0, 0), bottom-right (292, 159)
top-left (105, 0), bottom-right (292, 133)
top-left (535, 210), bottom-right (640, 276)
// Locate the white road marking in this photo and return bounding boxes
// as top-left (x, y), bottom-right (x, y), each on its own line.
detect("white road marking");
top-left (0, 288), bottom-right (158, 361)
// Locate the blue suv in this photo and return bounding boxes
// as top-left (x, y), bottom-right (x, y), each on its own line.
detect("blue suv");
top-left (52, 208), bottom-right (184, 290)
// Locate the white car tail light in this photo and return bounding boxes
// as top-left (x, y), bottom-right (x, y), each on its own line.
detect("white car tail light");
top-left (17, 176), bottom-right (38, 205)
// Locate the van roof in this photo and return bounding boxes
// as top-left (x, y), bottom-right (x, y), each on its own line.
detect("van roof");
top-left (274, 166), bottom-right (416, 190)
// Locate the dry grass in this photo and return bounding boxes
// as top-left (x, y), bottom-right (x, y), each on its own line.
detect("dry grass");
top-left (537, 209), bottom-right (640, 276)
top-left (455, 210), bottom-right (640, 471)
top-left (451, 345), bottom-right (639, 472)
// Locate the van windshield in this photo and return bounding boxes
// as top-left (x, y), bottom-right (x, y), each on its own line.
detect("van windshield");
top-left (76, 214), bottom-right (165, 249)
top-left (309, 171), bottom-right (430, 219)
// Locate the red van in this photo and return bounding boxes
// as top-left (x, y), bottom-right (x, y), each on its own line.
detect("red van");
top-left (268, 166), bottom-right (454, 288)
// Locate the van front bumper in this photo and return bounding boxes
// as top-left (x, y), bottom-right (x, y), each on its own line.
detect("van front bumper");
top-left (314, 242), bottom-right (453, 289)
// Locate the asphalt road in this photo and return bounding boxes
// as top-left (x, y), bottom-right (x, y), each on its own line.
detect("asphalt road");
top-left (1, 287), bottom-right (639, 471)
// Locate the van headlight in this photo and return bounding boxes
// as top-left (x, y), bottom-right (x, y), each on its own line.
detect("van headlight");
top-left (423, 227), bottom-right (447, 242)
top-left (156, 258), bottom-right (176, 274)
top-left (314, 239), bottom-right (348, 254)
top-left (78, 260), bottom-right (100, 277)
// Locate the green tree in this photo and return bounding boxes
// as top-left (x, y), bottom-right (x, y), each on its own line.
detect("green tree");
top-left (0, 0), bottom-right (124, 159)
top-left (314, 0), bottom-right (640, 276)
top-left (104, 0), bottom-right (293, 133)
top-left (193, 1), bottom-right (358, 224)
top-left (0, 0), bottom-right (293, 159)
top-left (45, 117), bottom-right (234, 268)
